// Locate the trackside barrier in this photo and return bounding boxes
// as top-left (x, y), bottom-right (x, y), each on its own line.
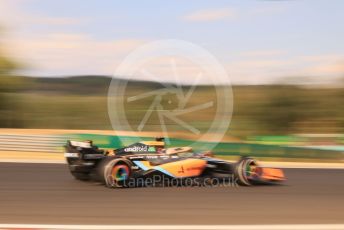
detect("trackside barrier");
top-left (0, 131), bottom-right (342, 159)
top-left (0, 134), bottom-right (66, 153)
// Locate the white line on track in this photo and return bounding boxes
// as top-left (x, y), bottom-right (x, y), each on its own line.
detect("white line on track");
top-left (1, 224), bottom-right (344, 230)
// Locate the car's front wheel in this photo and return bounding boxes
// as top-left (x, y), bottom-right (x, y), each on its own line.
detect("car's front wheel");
top-left (234, 157), bottom-right (258, 186)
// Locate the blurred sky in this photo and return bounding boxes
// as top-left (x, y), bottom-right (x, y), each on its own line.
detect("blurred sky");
top-left (0, 0), bottom-right (343, 84)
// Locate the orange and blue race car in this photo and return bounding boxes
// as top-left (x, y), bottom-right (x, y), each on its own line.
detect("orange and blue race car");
top-left (64, 138), bottom-right (285, 188)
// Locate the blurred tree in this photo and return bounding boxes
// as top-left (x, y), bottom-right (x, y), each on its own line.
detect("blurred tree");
top-left (338, 76), bottom-right (344, 133)
top-left (0, 29), bottom-right (24, 127)
top-left (0, 39), bottom-right (22, 90)
top-left (254, 86), bottom-right (311, 135)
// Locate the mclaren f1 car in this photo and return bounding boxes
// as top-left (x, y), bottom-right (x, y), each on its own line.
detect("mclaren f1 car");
top-left (64, 138), bottom-right (285, 188)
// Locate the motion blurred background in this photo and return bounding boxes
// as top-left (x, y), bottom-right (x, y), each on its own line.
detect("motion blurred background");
top-left (0, 0), bottom-right (343, 161)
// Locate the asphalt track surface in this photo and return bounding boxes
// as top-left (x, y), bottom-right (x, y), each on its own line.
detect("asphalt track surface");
top-left (0, 163), bottom-right (343, 225)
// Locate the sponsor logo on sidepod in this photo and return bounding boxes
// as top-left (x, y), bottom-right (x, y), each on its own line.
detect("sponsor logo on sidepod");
top-left (124, 146), bottom-right (149, 152)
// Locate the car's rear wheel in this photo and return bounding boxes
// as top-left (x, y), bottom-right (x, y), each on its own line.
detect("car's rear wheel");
top-left (234, 157), bottom-right (258, 186)
top-left (98, 157), bottom-right (132, 188)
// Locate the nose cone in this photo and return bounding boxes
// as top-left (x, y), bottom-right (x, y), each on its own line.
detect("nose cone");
top-left (259, 167), bottom-right (286, 181)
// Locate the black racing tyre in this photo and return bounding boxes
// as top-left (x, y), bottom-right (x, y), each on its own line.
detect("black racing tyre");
top-left (70, 171), bottom-right (90, 181)
top-left (97, 157), bottom-right (132, 188)
top-left (234, 157), bottom-right (258, 186)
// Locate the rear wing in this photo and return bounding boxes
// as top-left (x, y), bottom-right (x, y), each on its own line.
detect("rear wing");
top-left (69, 140), bottom-right (92, 148)
top-left (64, 140), bottom-right (105, 159)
